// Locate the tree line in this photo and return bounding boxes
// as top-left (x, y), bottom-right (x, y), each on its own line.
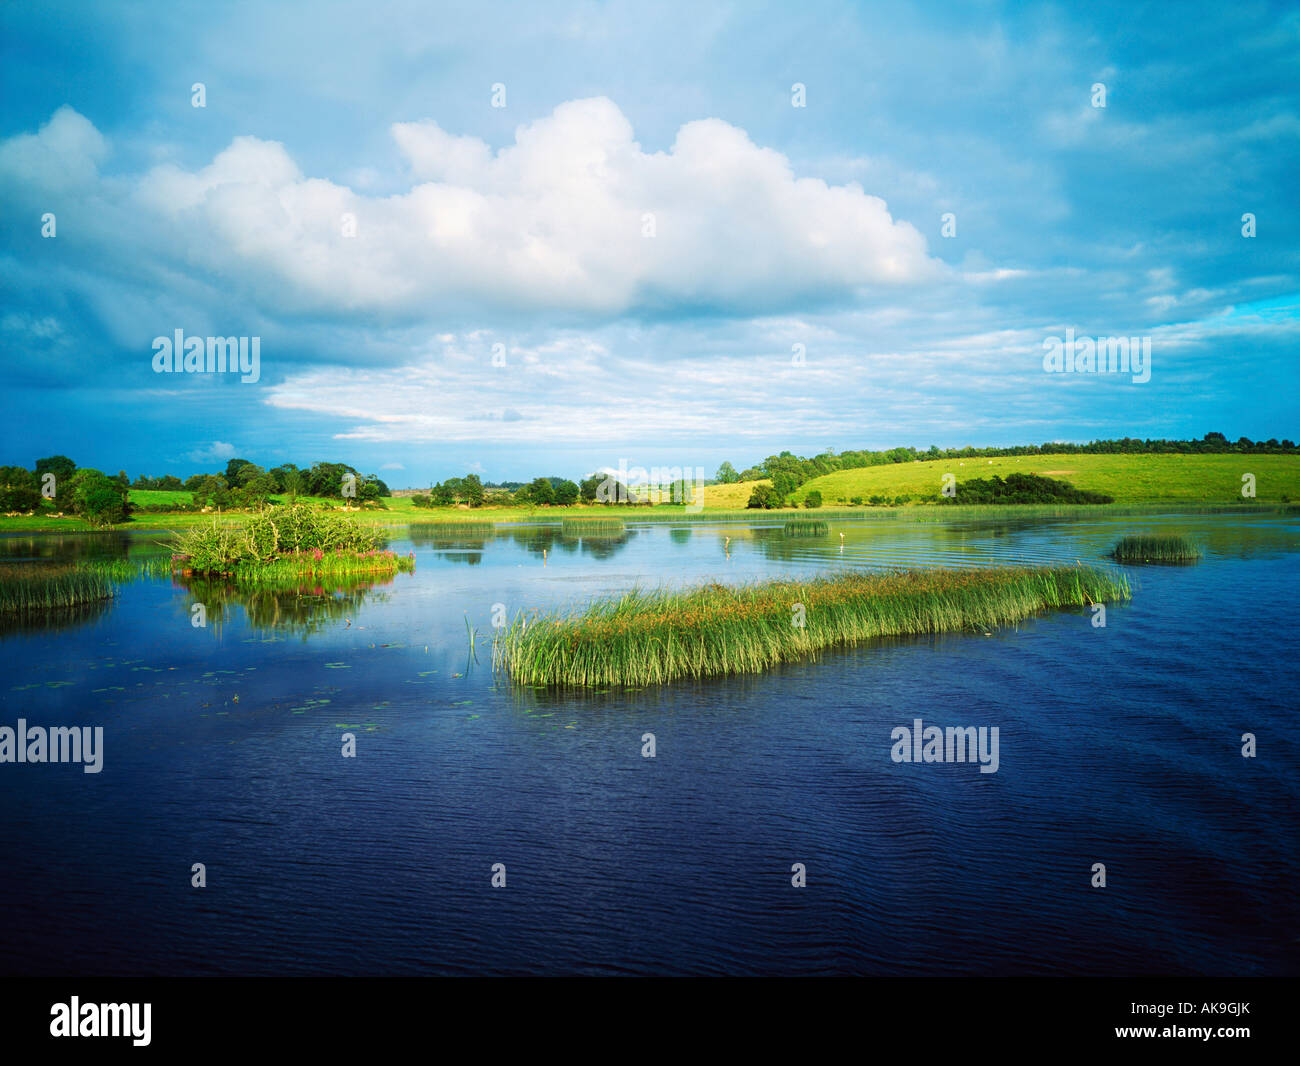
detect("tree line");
top-left (0, 455), bottom-right (392, 525)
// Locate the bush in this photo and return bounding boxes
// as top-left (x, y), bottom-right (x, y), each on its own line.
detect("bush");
top-left (803, 490), bottom-right (823, 509)
top-left (937, 473), bottom-right (1113, 505)
top-left (747, 484), bottom-right (781, 509)
top-left (67, 470), bottom-right (131, 526)
top-left (176, 503), bottom-right (387, 573)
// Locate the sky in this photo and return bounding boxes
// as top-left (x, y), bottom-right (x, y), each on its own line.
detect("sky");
top-left (1, 0), bottom-right (1297, 487)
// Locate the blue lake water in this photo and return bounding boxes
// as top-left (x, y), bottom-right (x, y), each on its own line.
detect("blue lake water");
top-left (0, 513), bottom-right (1297, 975)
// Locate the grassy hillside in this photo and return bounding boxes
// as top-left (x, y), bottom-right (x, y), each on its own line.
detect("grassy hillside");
top-left (795, 453), bottom-right (1300, 505)
top-left (698, 480), bottom-right (768, 509)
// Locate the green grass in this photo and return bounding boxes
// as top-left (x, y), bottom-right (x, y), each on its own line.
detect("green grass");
top-left (796, 453), bottom-right (1300, 505)
top-left (493, 564), bottom-right (1131, 688)
top-left (561, 518), bottom-right (627, 537)
top-left (76, 557), bottom-right (176, 582)
top-left (193, 551), bottom-right (415, 581)
top-left (1109, 534), bottom-right (1202, 564)
top-left (421, 521), bottom-right (495, 537)
top-left (1, 454), bottom-right (1293, 536)
top-left (783, 519), bottom-right (829, 537)
top-left (0, 566), bottom-right (114, 614)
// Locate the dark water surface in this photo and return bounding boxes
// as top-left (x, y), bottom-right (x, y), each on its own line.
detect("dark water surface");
top-left (1, 513), bottom-right (1296, 975)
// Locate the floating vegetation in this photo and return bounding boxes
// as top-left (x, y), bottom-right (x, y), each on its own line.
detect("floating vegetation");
top-left (1109, 534), bottom-right (1202, 564)
top-left (782, 520), bottom-right (829, 537)
top-left (494, 564), bottom-right (1131, 688)
top-left (561, 517), bottom-right (626, 538)
top-left (0, 565), bottom-right (114, 615)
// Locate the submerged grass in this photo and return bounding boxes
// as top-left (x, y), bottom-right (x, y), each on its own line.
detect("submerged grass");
top-left (1109, 534), bottom-right (1202, 563)
top-left (783, 519), bottom-right (829, 537)
top-left (0, 566), bottom-right (114, 614)
top-left (561, 517), bottom-right (626, 537)
top-left (494, 564), bottom-right (1131, 688)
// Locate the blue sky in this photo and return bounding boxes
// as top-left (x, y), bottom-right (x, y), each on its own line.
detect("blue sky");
top-left (1, 0), bottom-right (1297, 486)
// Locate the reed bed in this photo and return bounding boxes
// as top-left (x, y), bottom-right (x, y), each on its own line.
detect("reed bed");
top-left (77, 556), bottom-right (175, 582)
top-left (1109, 534), bottom-right (1202, 563)
top-left (783, 520), bottom-right (829, 537)
top-left (494, 564), bottom-right (1131, 688)
top-left (178, 549), bottom-right (414, 581)
top-left (561, 517), bottom-right (626, 537)
top-left (416, 521), bottom-right (495, 537)
top-left (0, 566), bottom-right (114, 614)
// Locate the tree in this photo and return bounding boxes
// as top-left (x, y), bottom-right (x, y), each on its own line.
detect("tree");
top-left (771, 471), bottom-right (799, 501)
top-left (233, 463), bottom-right (266, 487)
top-left (462, 474), bottom-right (484, 507)
top-left (269, 463), bottom-right (300, 494)
top-left (280, 467), bottom-right (305, 500)
top-left (804, 490), bottom-right (823, 508)
top-left (715, 461), bottom-right (739, 484)
top-left (514, 478), bottom-right (559, 505)
top-left (225, 458), bottom-right (254, 483)
top-left (190, 475), bottom-right (231, 510)
top-left (241, 472), bottom-right (277, 504)
top-left (747, 484), bottom-right (780, 509)
top-left (525, 477), bottom-right (554, 505)
top-left (553, 479), bottom-right (580, 506)
top-left (579, 474), bottom-right (603, 503)
top-left (306, 461), bottom-right (353, 498)
top-left (34, 455), bottom-right (75, 504)
top-left (35, 455), bottom-right (76, 482)
top-left (0, 466), bottom-right (42, 512)
top-left (66, 469), bottom-right (131, 526)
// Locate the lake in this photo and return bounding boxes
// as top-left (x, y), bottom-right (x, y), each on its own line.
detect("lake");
top-left (1, 512), bottom-right (1296, 975)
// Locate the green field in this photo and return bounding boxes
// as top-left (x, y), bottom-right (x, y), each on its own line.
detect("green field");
top-left (793, 453), bottom-right (1300, 506)
top-left (0, 453), bottom-right (1295, 533)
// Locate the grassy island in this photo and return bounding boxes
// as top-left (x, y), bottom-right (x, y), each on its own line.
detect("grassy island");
top-left (172, 504), bottom-right (414, 579)
top-left (1109, 534), bottom-right (1202, 564)
top-left (493, 564), bottom-right (1131, 688)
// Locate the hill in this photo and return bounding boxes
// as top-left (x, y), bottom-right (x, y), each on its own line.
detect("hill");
top-left (790, 453), bottom-right (1300, 506)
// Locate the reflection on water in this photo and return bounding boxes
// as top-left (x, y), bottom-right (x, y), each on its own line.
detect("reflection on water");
top-left (0, 509), bottom-right (1297, 976)
top-left (175, 573), bottom-right (396, 637)
top-left (0, 592), bottom-right (111, 636)
top-left (0, 531), bottom-right (174, 565)
top-left (408, 523), bottom-right (636, 563)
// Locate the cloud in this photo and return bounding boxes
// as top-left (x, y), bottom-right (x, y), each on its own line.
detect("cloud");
top-left (185, 441), bottom-right (238, 463)
top-left (0, 106), bottom-right (107, 191)
top-left (5, 99), bottom-right (940, 321)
